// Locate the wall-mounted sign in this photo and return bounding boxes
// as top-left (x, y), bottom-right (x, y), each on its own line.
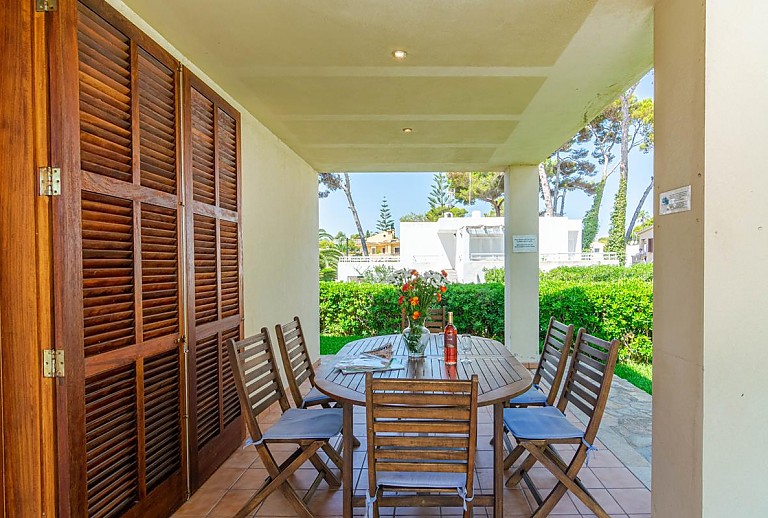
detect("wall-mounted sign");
top-left (659, 185), bottom-right (691, 215)
top-left (512, 235), bottom-right (537, 253)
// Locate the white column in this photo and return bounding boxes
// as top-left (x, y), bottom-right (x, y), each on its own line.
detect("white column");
top-left (654, 1), bottom-right (768, 516)
top-left (503, 165), bottom-right (539, 362)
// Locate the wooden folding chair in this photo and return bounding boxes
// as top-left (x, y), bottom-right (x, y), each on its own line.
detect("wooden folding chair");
top-left (275, 316), bottom-right (361, 448)
top-left (503, 330), bottom-right (620, 518)
top-left (509, 318), bottom-right (575, 407)
top-left (226, 329), bottom-right (345, 518)
top-left (400, 306), bottom-right (446, 333)
top-left (365, 373), bottom-right (479, 517)
top-left (275, 316), bottom-right (335, 409)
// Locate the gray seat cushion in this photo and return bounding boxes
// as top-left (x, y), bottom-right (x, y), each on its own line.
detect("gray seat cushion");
top-left (376, 471), bottom-right (467, 490)
top-left (509, 385), bottom-right (548, 406)
top-left (503, 406), bottom-right (584, 441)
top-left (302, 386), bottom-right (334, 407)
top-left (261, 408), bottom-right (343, 442)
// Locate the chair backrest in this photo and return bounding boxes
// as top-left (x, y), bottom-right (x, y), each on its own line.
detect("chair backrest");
top-left (275, 316), bottom-right (316, 408)
top-left (365, 373), bottom-right (478, 492)
top-left (226, 328), bottom-right (291, 443)
top-left (533, 317), bottom-right (575, 405)
top-left (555, 330), bottom-right (620, 443)
top-left (400, 306), bottom-right (446, 333)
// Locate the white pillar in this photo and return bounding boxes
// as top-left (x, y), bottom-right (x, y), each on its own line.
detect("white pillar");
top-left (503, 165), bottom-right (539, 362)
top-left (654, 1), bottom-right (768, 516)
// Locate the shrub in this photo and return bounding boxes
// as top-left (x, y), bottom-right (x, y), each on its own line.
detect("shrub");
top-left (319, 278), bottom-right (654, 363)
top-left (483, 267), bottom-right (505, 284)
top-left (542, 264), bottom-right (653, 283)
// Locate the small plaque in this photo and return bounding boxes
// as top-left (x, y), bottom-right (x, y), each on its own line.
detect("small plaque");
top-left (659, 185), bottom-right (691, 215)
top-left (512, 235), bottom-right (537, 253)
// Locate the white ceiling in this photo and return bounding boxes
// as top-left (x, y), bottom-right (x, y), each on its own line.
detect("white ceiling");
top-left (122, 0), bottom-right (654, 172)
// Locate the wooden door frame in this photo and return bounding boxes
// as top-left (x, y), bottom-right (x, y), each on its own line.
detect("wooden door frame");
top-left (0, 2), bottom-right (57, 516)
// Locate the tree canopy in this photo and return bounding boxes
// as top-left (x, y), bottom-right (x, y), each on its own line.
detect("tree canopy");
top-left (446, 171), bottom-right (505, 216)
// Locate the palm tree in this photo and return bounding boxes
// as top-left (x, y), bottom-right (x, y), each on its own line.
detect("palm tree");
top-left (319, 229), bottom-right (343, 280)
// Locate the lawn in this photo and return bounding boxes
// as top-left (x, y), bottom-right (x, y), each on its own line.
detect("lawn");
top-left (319, 335), bottom-right (652, 395)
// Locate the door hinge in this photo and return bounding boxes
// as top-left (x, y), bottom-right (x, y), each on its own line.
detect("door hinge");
top-left (38, 166), bottom-right (61, 196)
top-left (43, 349), bottom-right (65, 378)
top-left (35, 0), bottom-right (57, 12)
top-left (174, 335), bottom-right (187, 345)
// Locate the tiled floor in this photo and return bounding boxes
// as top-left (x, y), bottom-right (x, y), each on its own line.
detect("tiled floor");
top-left (173, 403), bottom-right (651, 517)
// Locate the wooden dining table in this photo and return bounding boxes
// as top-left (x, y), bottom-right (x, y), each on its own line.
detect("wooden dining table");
top-left (315, 333), bottom-right (533, 517)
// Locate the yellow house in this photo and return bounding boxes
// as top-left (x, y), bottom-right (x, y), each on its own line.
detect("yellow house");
top-left (362, 230), bottom-right (400, 256)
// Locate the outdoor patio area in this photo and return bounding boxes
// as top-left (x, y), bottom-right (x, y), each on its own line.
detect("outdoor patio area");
top-left (173, 373), bottom-right (652, 517)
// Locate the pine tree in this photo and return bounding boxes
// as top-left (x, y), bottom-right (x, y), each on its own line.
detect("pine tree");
top-left (376, 197), bottom-right (395, 231)
top-left (428, 173), bottom-right (454, 210)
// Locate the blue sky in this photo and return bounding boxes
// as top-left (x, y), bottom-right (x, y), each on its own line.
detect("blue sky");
top-left (319, 72), bottom-right (654, 239)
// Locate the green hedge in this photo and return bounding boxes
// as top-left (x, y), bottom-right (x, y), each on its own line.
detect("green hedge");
top-left (483, 263), bottom-right (654, 284)
top-left (319, 278), bottom-right (653, 364)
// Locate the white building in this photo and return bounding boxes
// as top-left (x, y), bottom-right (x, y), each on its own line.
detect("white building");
top-left (337, 213), bottom-right (618, 282)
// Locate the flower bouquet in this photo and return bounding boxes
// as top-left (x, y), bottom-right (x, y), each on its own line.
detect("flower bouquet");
top-left (390, 268), bottom-right (448, 357)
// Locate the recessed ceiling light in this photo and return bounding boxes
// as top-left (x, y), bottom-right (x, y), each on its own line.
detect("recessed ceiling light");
top-left (402, 127), bottom-right (413, 133)
top-left (392, 49), bottom-right (407, 61)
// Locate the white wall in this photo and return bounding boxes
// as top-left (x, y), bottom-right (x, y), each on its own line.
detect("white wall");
top-left (106, 0), bottom-right (320, 360)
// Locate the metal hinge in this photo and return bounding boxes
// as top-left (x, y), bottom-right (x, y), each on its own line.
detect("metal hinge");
top-left (38, 166), bottom-right (61, 196)
top-left (43, 349), bottom-right (65, 378)
top-left (35, 0), bottom-right (57, 12)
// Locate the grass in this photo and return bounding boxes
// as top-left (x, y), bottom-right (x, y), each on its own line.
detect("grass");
top-left (615, 360), bottom-right (653, 395)
top-left (320, 335), bottom-right (364, 355)
top-left (322, 336), bottom-right (652, 395)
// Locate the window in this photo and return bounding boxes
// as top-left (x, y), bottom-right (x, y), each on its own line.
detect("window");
top-left (647, 238), bottom-right (654, 253)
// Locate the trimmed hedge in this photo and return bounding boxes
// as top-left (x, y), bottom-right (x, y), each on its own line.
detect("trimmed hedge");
top-left (319, 278), bottom-right (653, 364)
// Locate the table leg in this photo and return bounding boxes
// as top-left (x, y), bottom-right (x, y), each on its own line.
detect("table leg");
top-left (493, 402), bottom-right (504, 517)
top-left (343, 402), bottom-right (354, 518)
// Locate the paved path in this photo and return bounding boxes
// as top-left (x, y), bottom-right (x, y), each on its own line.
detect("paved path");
top-left (570, 375), bottom-right (653, 489)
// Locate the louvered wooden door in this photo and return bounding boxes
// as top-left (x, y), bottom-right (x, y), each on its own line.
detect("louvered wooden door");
top-left (52, 1), bottom-right (186, 516)
top-left (183, 70), bottom-right (244, 490)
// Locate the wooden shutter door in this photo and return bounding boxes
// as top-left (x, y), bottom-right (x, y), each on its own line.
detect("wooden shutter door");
top-left (183, 70), bottom-right (244, 489)
top-left (51, 1), bottom-right (186, 516)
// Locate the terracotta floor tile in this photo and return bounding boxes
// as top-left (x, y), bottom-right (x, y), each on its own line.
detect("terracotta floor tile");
top-left (609, 488), bottom-right (652, 514)
top-left (171, 487), bottom-right (225, 516)
top-left (232, 468), bottom-right (270, 490)
top-left (591, 467), bottom-right (644, 489)
top-left (255, 490), bottom-right (306, 517)
top-left (583, 450), bottom-right (624, 468)
top-left (567, 488), bottom-right (625, 516)
top-left (390, 505), bottom-right (440, 515)
top-left (202, 467), bottom-right (247, 490)
top-left (221, 448), bottom-right (261, 469)
top-left (208, 489), bottom-right (259, 517)
top-left (503, 487), bottom-right (533, 515)
top-left (523, 488), bottom-right (579, 515)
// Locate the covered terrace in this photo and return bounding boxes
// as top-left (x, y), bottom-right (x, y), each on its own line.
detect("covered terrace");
top-left (1, 0), bottom-right (766, 517)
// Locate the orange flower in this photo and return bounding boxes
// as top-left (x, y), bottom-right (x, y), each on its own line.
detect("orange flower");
top-left (441, 270), bottom-right (448, 278)
top-left (409, 296), bottom-right (419, 306)
top-left (410, 269), bottom-right (419, 277)
top-left (412, 311), bottom-right (421, 320)
top-left (437, 292), bottom-right (442, 302)
top-left (398, 295), bottom-right (404, 305)
top-left (440, 285), bottom-right (447, 293)
top-left (401, 283), bottom-right (410, 292)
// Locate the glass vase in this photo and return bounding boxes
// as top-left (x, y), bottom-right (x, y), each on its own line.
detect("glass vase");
top-left (402, 318), bottom-right (430, 358)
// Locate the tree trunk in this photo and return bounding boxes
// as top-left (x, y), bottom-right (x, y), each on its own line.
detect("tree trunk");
top-left (559, 189), bottom-right (566, 216)
top-left (625, 176), bottom-right (654, 242)
top-left (492, 199), bottom-right (503, 217)
top-left (342, 173), bottom-right (369, 256)
top-left (538, 162), bottom-right (554, 217)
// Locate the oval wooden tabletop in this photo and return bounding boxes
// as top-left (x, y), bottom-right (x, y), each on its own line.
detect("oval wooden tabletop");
top-left (315, 333), bottom-right (532, 406)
